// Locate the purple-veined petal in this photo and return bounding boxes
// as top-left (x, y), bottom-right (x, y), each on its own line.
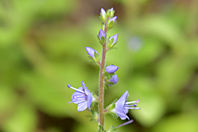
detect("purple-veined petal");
top-left (114, 91), bottom-right (129, 119)
top-left (115, 110), bottom-right (130, 120)
top-left (71, 87), bottom-right (86, 104)
top-left (77, 101), bottom-right (88, 111)
top-left (81, 80), bottom-right (93, 109)
top-left (98, 29), bottom-right (105, 39)
top-left (87, 92), bottom-right (93, 110)
top-left (105, 65), bottom-right (119, 73)
top-left (116, 91), bottom-right (128, 106)
top-left (81, 80), bottom-right (89, 95)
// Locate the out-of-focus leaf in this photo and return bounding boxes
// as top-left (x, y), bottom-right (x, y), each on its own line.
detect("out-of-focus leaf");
top-left (2, 104), bottom-right (37, 132)
top-left (152, 113), bottom-right (198, 132)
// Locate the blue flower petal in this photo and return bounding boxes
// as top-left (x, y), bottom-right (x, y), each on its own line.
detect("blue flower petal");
top-left (71, 87), bottom-right (86, 104)
top-left (115, 110), bottom-right (130, 120)
top-left (77, 101), bottom-right (88, 111)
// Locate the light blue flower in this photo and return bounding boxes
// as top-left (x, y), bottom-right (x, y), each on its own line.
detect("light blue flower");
top-left (68, 81), bottom-right (93, 111)
top-left (112, 91), bottom-right (140, 120)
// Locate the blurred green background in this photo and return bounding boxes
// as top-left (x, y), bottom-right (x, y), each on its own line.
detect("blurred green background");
top-left (1, 0), bottom-right (198, 132)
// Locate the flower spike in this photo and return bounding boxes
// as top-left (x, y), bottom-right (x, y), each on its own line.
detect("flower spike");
top-left (68, 81), bottom-right (93, 111)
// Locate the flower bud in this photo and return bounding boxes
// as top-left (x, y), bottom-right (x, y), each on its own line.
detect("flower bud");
top-left (85, 47), bottom-right (99, 63)
top-left (107, 8), bottom-right (115, 18)
top-left (105, 65), bottom-right (119, 73)
top-left (100, 8), bottom-right (107, 23)
top-left (107, 16), bottom-right (117, 29)
top-left (108, 74), bottom-right (118, 86)
top-left (107, 33), bottom-right (119, 49)
top-left (98, 29), bottom-right (105, 44)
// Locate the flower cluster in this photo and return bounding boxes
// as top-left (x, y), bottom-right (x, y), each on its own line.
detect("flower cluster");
top-left (67, 8), bottom-right (140, 132)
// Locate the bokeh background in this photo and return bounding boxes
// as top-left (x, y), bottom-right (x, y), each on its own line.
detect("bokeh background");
top-left (1, 0), bottom-right (198, 132)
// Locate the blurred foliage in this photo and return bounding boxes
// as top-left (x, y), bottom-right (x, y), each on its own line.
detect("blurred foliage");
top-left (0, 0), bottom-right (198, 132)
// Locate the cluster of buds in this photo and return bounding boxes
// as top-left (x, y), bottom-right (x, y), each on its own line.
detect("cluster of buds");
top-left (67, 8), bottom-right (140, 132)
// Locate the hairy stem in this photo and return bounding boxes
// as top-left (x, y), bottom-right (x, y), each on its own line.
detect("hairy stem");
top-left (98, 18), bottom-right (108, 128)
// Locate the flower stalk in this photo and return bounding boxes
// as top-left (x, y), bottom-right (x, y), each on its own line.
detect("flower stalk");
top-left (98, 16), bottom-right (109, 127)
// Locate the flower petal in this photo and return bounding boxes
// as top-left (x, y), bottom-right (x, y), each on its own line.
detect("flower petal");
top-left (87, 92), bottom-right (93, 110)
top-left (77, 101), bottom-right (88, 111)
top-left (71, 87), bottom-right (86, 104)
top-left (115, 110), bottom-right (130, 120)
top-left (81, 81), bottom-right (93, 110)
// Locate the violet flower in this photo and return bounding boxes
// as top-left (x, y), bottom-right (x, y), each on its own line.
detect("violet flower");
top-left (98, 29), bottom-right (105, 39)
top-left (68, 81), bottom-right (93, 111)
top-left (112, 91), bottom-right (140, 120)
top-left (108, 74), bottom-right (118, 86)
top-left (105, 65), bottom-right (119, 73)
top-left (85, 47), bottom-right (98, 58)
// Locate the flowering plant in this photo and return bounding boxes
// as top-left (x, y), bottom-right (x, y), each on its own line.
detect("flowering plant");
top-left (67, 8), bottom-right (140, 132)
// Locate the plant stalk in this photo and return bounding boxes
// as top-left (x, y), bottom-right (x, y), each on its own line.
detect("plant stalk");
top-left (98, 17), bottom-right (108, 128)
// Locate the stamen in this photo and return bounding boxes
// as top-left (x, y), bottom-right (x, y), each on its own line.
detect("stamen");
top-left (127, 107), bottom-right (141, 110)
top-left (125, 104), bottom-right (137, 107)
top-left (67, 84), bottom-right (71, 88)
top-left (125, 101), bottom-right (136, 104)
top-left (69, 86), bottom-right (84, 93)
